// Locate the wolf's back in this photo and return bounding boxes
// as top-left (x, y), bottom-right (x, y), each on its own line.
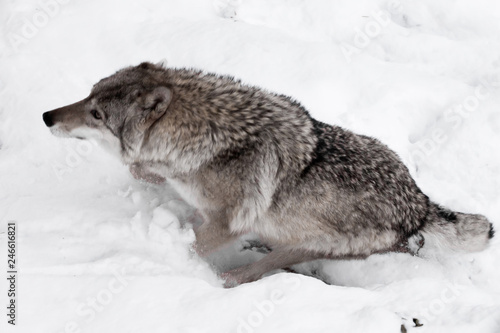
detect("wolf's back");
top-left (410, 203), bottom-right (494, 254)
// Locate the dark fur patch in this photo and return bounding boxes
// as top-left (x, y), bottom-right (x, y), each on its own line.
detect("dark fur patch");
top-left (489, 223), bottom-right (495, 239)
top-left (436, 205), bottom-right (458, 223)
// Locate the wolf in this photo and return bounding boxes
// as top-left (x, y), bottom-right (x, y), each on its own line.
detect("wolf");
top-left (42, 62), bottom-right (494, 287)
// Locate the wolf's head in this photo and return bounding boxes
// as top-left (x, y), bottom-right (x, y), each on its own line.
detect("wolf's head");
top-left (42, 62), bottom-right (172, 159)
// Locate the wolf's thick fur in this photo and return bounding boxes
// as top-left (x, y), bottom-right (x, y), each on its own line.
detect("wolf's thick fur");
top-left (43, 62), bottom-right (494, 286)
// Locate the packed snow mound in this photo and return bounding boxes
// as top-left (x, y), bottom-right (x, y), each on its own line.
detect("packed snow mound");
top-left (1, 0), bottom-right (500, 332)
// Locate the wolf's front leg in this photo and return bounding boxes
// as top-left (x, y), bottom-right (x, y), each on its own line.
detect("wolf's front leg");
top-left (193, 209), bottom-right (240, 257)
top-left (129, 163), bottom-right (166, 184)
top-left (222, 246), bottom-right (323, 287)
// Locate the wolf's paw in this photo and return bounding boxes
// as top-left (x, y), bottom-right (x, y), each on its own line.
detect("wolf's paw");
top-left (142, 173), bottom-right (166, 185)
top-left (221, 272), bottom-right (241, 288)
top-left (129, 164), bottom-right (166, 184)
top-left (240, 239), bottom-right (272, 254)
top-left (191, 241), bottom-right (205, 257)
top-left (221, 266), bottom-right (261, 288)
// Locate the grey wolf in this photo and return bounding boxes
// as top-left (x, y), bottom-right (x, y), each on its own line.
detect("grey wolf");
top-left (42, 62), bottom-right (494, 287)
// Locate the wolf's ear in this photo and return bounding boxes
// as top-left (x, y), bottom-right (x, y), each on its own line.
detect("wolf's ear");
top-left (156, 58), bottom-right (168, 68)
top-left (136, 86), bottom-right (172, 127)
top-left (143, 86), bottom-right (172, 113)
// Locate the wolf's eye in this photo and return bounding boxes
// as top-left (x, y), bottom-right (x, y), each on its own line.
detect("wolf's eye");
top-left (90, 110), bottom-right (102, 120)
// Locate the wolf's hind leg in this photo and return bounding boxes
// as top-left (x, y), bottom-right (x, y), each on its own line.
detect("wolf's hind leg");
top-left (222, 246), bottom-right (325, 287)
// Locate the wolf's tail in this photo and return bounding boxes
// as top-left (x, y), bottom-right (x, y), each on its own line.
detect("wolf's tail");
top-left (409, 203), bottom-right (494, 254)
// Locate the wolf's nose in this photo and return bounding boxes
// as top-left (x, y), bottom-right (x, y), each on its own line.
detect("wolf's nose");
top-left (42, 112), bottom-right (54, 127)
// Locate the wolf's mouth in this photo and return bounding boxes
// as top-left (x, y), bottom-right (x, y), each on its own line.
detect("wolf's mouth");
top-left (49, 126), bottom-right (72, 138)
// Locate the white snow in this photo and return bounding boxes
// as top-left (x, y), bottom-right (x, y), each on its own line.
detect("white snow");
top-left (1, 0), bottom-right (500, 332)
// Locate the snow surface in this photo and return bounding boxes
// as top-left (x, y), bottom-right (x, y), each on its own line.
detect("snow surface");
top-left (1, 0), bottom-right (500, 332)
